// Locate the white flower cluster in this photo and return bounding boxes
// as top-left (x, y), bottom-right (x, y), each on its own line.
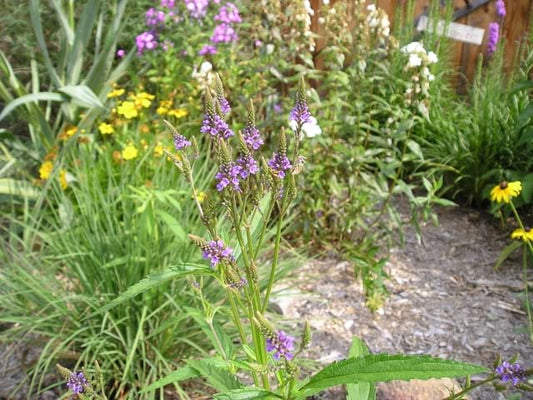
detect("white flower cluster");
top-left (292, 0), bottom-right (316, 51)
top-left (290, 116), bottom-right (322, 138)
top-left (192, 61), bottom-right (214, 87)
top-left (366, 4), bottom-right (390, 41)
top-left (400, 42), bottom-right (438, 117)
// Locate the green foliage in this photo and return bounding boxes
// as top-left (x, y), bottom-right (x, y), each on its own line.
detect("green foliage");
top-left (346, 337), bottom-right (376, 400)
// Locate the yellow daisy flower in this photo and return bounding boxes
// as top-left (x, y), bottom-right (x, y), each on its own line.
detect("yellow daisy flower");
top-left (511, 227), bottom-right (533, 242)
top-left (98, 122), bottom-right (114, 135)
top-left (156, 106), bottom-right (169, 115)
top-left (132, 92), bottom-right (155, 109)
top-left (107, 88), bottom-right (125, 98)
top-left (39, 161), bottom-right (54, 180)
top-left (167, 108), bottom-right (188, 118)
top-left (122, 144), bottom-right (138, 160)
top-left (117, 101), bottom-right (139, 119)
top-left (154, 143), bottom-right (164, 157)
top-left (59, 170), bottom-right (68, 190)
top-left (490, 181), bottom-right (522, 203)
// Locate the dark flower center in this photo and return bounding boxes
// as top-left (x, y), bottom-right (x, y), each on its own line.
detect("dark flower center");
top-left (500, 181), bottom-right (508, 189)
top-left (525, 226), bottom-right (531, 232)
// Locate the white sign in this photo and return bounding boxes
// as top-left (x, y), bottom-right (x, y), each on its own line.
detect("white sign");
top-left (417, 15), bottom-right (485, 45)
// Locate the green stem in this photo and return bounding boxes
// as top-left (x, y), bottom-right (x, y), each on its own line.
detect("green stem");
top-left (440, 376), bottom-right (497, 400)
top-left (262, 209), bottom-right (284, 313)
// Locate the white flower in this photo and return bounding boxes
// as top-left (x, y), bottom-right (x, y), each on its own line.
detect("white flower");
top-left (266, 44), bottom-right (275, 55)
top-left (318, 17), bottom-right (325, 24)
top-left (323, 0), bottom-right (329, 4)
top-left (367, 4), bottom-right (376, 12)
top-left (290, 116), bottom-right (322, 138)
top-left (401, 41), bottom-right (426, 54)
top-left (199, 61), bottom-right (212, 75)
top-left (407, 53), bottom-right (422, 68)
top-left (427, 51), bottom-right (438, 64)
top-left (192, 61), bottom-right (213, 86)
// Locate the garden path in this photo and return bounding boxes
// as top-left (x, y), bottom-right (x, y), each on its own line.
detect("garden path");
top-left (273, 205), bottom-right (533, 400)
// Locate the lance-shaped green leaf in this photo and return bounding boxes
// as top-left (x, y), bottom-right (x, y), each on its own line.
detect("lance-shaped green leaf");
top-left (300, 354), bottom-right (487, 392)
top-left (186, 359), bottom-right (243, 392)
top-left (58, 85), bottom-right (104, 108)
top-left (0, 93), bottom-right (66, 121)
top-left (214, 388), bottom-right (283, 400)
top-left (92, 263), bottom-right (215, 315)
top-left (346, 337), bottom-right (376, 400)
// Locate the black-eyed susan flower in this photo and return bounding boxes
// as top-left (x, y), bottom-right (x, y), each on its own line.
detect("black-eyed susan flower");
top-left (122, 144), bottom-right (138, 160)
top-left (490, 181), bottom-right (522, 203)
top-left (511, 226), bottom-right (533, 242)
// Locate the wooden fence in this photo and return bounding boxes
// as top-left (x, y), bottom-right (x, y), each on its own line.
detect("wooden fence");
top-left (310, 0), bottom-right (532, 84)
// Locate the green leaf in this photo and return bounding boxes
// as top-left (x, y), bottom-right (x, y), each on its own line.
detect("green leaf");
top-left (406, 139), bottom-right (424, 160)
top-left (156, 209), bottom-right (186, 240)
top-left (300, 354), bottom-right (487, 392)
top-left (186, 359), bottom-right (243, 392)
top-left (518, 103), bottom-right (533, 128)
top-left (58, 85), bottom-right (103, 108)
top-left (494, 241), bottom-right (522, 270)
top-left (0, 179), bottom-right (41, 199)
top-left (92, 263), bottom-right (214, 315)
top-left (214, 388), bottom-right (283, 400)
top-left (346, 337), bottom-right (376, 400)
top-left (0, 92), bottom-right (66, 121)
top-left (140, 366), bottom-right (200, 394)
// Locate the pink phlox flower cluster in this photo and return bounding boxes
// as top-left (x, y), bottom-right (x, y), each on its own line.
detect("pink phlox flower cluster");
top-left (146, 7), bottom-right (166, 26)
top-left (211, 23), bottom-right (238, 44)
top-left (184, 0), bottom-right (210, 19)
top-left (136, 31), bottom-right (158, 55)
top-left (214, 2), bottom-right (241, 24)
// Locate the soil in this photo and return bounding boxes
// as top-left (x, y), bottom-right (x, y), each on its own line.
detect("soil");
top-left (271, 205), bottom-right (533, 399)
top-left (1, 205), bottom-right (532, 399)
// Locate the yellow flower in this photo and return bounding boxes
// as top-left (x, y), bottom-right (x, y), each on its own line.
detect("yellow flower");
top-left (98, 122), bottom-right (114, 135)
top-left (160, 100), bottom-right (172, 108)
top-left (107, 88), bottom-right (125, 98)
top-left (154, 143), bottom-right (164, 157)
top-left (122, 144), bottom-right (138, 160)
top-left (511, 227), bottom-right (533, 242)
top-left (39, 161), bottom-right (54, 180)
top-left (140, 139), bottom-right (148, 150)
top-left (490, 181), bottom-right (522, 203)
top-left (156, 106), bottom-right (169, 115)
top-left (117, 101), bottom-right (139, 119)
top-left (167, 108), bottom-right (187, 118)
top-left (59, 169), bottom-right (68, 190)
top-left (194, 191), bottom-right (207, 203)
top-left (132, 92), bottom-right (155, 109)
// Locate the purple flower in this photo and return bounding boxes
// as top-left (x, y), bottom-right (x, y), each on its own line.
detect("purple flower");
top-left (173, 134), bottom-right (191, 150)
top-left (211, 23), bottom-right (238, 44)
top-left (136, 31), bottom-right (158, 55)
top-left (199, 44), bottom-right (217, 56)
top-left (202, 240), bottom-right (234, 267)
top-left (66, 371), bottom-right (88, 395)
top-left (268, 153), bottom-right (292, 178)
top-left (487, 22), bottom-right (499, 56)
top-left (495, 0), bottom-right (506, 17)
top-left (217, 96), bottom-right (231, 115)
top-left (266, 330), bottom-right (295, 360)
top-left (215, 162), bottom-right (242, 191)
top-left (184, 0), bottom-right (209, 19)
top-left (242, 125), bottom-right (263, 151)
top-left (290, 99), bottom-right (311, 126)
top-left (160, 0), bottom-right (175, 8)
top-left (200, 113), bottom-right (235, 140)
top-left (254, 39), bottom-right (263, 48)
top-left (116, 49), bottom-right (126, 58)
top-left (146, 8), bottom-right (166, 27)
top-left (273, 103), bottom-right (282, 113)
top-left (214, 3), bottom-right (242, 24)
top-left (162, 40), bottom-right (174, 51)
top-left (495, 361), bottom-right (527, 386)
top-left (227, 277), bottom-right (247, 289)
top-left (236, 155), bottom-right (259, 179)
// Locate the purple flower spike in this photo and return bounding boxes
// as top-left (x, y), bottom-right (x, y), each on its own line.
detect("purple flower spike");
top-left (268, 153), bottom-right (292, 178)
top-left (266, 330), bottom-right (295, 360)
top-left (237, 155), bottom-right (259, 179)
top-left (66, 371), bottom-right (88, 395)
top-left (199, 44), bottom-right (217, 56)
top-left (173, 134), bottom-right (191, 150)
top-left (289, 100), bottom-right (311, 126)
top-left (495, 361), bottom-right (527, 386)
top-left (200, 113), bottom-right (235, 140)
top-left (495, 0), bottom-right (506, 17)
top-left (218, 96), bottom-right (231, 115)
top-left (215, 162), bottom-right (242, 191)
top-left (242, 125), bottom-right (264, 151)
top-left (487, 22), bottom-right (499, 56)
top-left (203, 240), bottom-right (234, 267)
